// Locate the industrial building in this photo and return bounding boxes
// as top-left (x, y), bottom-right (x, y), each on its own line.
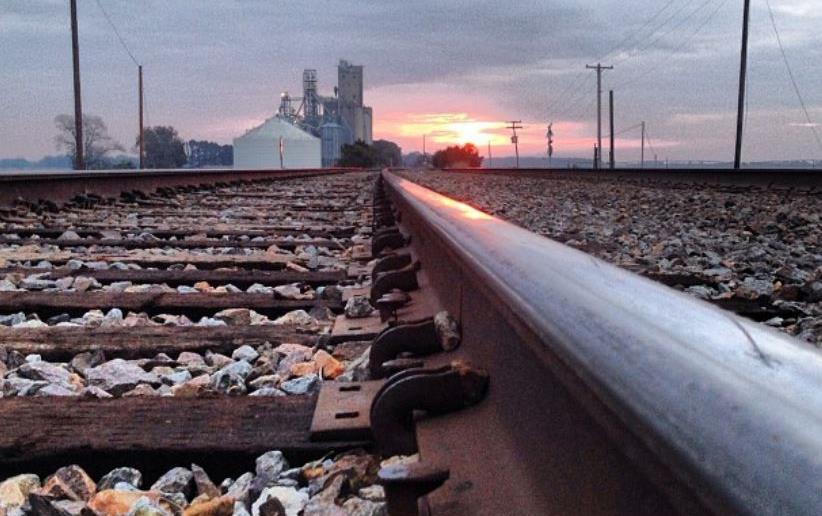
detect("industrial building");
top-left (233, 116), bottom-right (320, 170)
top-left (233, 60), bottom-right (373, 169)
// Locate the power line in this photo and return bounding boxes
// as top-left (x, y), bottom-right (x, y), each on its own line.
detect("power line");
top-left (645, 128), bottom-right (659, 159)
top-left (612, 0), bottom-right (730, 90)
top-left (612, 0), bottom-right (715, 68)
top-left (609, 0), bottom-right (696, 67)
top-left (597, 0), bottom-right (680, 62)
top-left (547, 72), bottom-right (586, 119)
top-left (551, 74), bottom-right (595, 120)
top-left (94, 0), bottom-right (140, 66)
top-left (547, 0), bottom-right (681, 121)
top-left (764, 0), bottom-right (822, 153)
top-left (604, 122), bottom-right (644, 139)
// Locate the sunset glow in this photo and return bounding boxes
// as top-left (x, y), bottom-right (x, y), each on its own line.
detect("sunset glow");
top-left (398, 113), bottom-right (508, 145)
top-left (373, 109), bottom-right (615, 156)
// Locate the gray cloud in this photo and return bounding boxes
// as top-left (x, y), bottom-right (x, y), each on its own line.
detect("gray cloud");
top-left (0, 0), bottom-right (820, 161)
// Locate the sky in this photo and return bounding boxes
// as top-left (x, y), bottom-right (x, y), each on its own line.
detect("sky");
top-left (1, 0), bottom-right (821, 162)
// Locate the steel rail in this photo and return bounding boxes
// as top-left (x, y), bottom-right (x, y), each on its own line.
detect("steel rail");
top-left (382, 171), bottom-right (822, 515)
top-left (437, 167), bottom-right (822, 188)
top-left (0, 167), bottom-right (356, 208)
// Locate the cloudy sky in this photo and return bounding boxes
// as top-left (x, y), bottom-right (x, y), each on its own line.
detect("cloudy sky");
top-left (1, 0), bottom-right (820, 162)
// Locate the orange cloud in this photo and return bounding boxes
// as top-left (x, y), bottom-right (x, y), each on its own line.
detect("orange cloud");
top-left (367, 83), bottom-right (604, 156)
top-left (380, 112), bottom-right (509, 146)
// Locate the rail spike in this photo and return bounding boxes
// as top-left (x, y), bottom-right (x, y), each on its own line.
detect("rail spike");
top-left (370, 361), bottom-right (489, 456)
top-left (369, 311), bottom-right (461, 378)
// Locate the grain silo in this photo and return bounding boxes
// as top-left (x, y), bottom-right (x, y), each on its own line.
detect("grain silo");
top-left (233, 116), bottom-right (321, 169)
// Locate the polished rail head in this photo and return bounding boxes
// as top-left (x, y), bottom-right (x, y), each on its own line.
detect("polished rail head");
top-left (382, 171), bottom-right (822, 515)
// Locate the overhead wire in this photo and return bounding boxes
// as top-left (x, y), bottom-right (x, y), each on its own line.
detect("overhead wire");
top-left (604, 122), bottom-right (644, 139)
top-left (763, 0), bottom-right (822, 153)
top-left (550, 74), bottom-right (595, 120)
top-left (547, 0), bottom-right (683, 121)
top-left (645, 128), bottom-right (659, 160)
top-left (93, 0), bottom-right (140, 66)
top-left (547, 0), bottom-right (715, 134)
top-left (596, 0), bottom-right (679, 61)
top-left (612, 0), bottom-right (730, 89)
top-left (610, 0), bottom-right (712, 67)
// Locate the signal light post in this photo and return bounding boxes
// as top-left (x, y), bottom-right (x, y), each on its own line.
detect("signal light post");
top-left (506, 120), bottom-right (523, 168)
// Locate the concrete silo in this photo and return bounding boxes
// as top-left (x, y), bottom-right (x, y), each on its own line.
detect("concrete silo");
top-left (233, 116), bottom-right (321, 169)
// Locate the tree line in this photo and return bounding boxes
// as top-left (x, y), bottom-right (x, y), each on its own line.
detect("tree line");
top-left (54, 114), bottom-right (232, 169)
top-left (55, 113), bottom-right (480, 170)
top-left (336, 139), bottom-right (402, 168)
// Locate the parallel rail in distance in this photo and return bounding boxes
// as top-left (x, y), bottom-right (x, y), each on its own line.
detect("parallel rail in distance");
top-left (0, 167), bottom-right (358, 208)
top-left (382, 170), bottom-right (822, 515)
top-left (434, 167), bottom-right (822, 188)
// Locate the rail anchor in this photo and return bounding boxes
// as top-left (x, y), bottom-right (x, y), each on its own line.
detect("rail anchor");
top-left (369, 312), bottom-right (460, 378)
top-left (370, 361), bottom-right (489, 456)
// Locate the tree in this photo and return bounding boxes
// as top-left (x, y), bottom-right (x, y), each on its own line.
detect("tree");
top-left (54, 114), bottom-right (124, 169)
top-left (372, 139), bottom-right (402, 167)
top-left (186, 140), bottom-right (233, 168)
top-left (337, 140), bottom-right (378, 167)
top-left (403, 152), bottom-right (426, 167)
top-left (337, 139), bottom-right (403, 168)
top-left (140, 126), bottom-right (187, 169)
top-left (431, 143), bottom-right (483, 169)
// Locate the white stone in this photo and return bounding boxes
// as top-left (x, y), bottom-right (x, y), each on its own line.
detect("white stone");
top-left (251, 486), bottom-right (307, 516)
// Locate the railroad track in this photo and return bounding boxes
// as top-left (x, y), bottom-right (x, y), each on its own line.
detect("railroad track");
top-left (0, 168), bottom-right (820, 515)
top-left (439, 166), bottom-right (822, 191)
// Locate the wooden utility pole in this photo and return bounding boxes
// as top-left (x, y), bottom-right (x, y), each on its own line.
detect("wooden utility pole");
top-left (506, 120), bottom-right (523, 168)
top-left (70, 0), bottom-right (84, 170)
top-left (609, 90), bottom-right (615, 169)
top-left (487, 140), bottom-right (492, 168)
top-left (138, 65), bottom-right (144, 169)
top-left (586, 63), bottom-right (613, 170)
top-left (641, 122), bottom-right (646, 168)
top-left (734, 0), bottom-right (751, 169)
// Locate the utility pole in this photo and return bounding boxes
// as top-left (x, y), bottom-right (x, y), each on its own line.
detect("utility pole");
top-left (506, 120), bottom-right (523, 168)
top-left (69, 0), bottom-right (84, 170)
top-left (641, 121), bottom-right (646, 168)
top-left (487, 141), bottom-right (492, 168)
top-left (422, 134), bottom-right (426, 165)
top-left (586, 63), bottom-right (613, 170)
top-left (733, 0), bottom-right (751, 169)
top-left (608, 90), bottom-right (615, 169)
top-left (138, 65), bottom-right (144, 169)
top-left (546, 123), bottom-right (554, 168)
